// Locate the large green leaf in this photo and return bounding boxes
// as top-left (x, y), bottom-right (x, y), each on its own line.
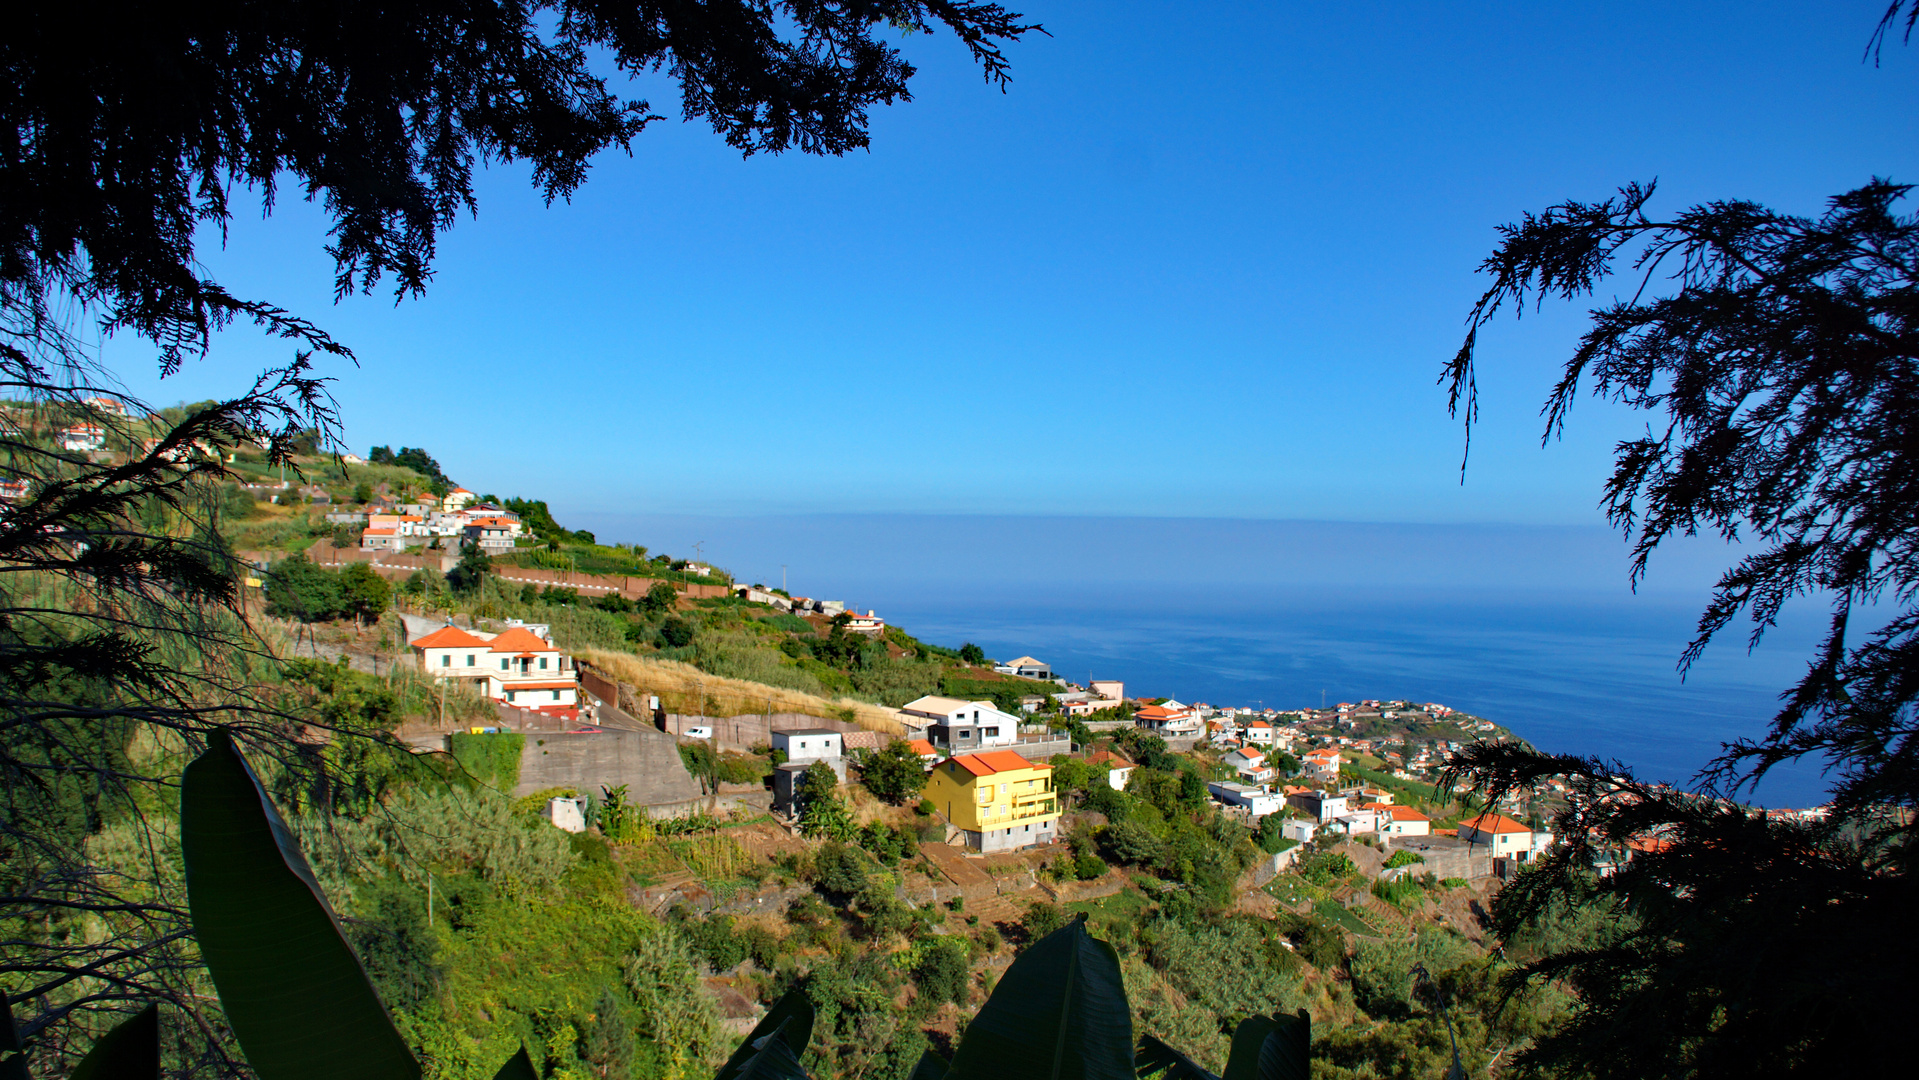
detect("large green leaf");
top-left (1251, 1012), bottom-right (1309, 1080)
top-left (492, 1045), bottom-right (538, 1080)
top-left (67, 1005), bottom-right (159, 1080)
top-left (1137, 1012), bottom-right (1310, 1080)
top-left (1134, 1034), bottom-right (1216, 1080)
top-left (948, 918), bottom-right (1133, 1080)
top-left (714, 989), bottom-right (814, 1080)
top-left (181, 729), bottom-right (419, 1080)
top-left (910, 1049), bottom-right (951, 1080)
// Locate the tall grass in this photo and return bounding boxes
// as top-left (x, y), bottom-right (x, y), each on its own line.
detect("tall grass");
top-left (573, 647), bottom-right (904, 734)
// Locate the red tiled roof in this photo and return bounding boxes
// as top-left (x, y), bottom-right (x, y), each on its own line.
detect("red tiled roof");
top-left (410, 625), bottom-right (491, 649)
top-left (907, 739), bottom-right (937, 756)
top-left (1088, 749), bottom-right (1133, 769)
top-left (948, 750), bottom-right (1046, 777)
top-left (488, 627), bottom-right (556, 653)
top-left (1460, 812), bottom-right (1531, 835)
top-left (501, 680), bottom-right (576, 691)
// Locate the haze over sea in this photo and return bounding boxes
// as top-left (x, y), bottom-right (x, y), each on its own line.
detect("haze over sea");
top-left (574, 512), bottom-right (1832, 809)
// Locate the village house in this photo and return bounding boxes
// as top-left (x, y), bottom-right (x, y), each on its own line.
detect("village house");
top-left (900, 695), bottom-right (1019, 752)
top-left (923, 750), bottom-right (1060, 852)
top-left (992, 655), bottom-right (1054, 679)
top-left (1087, 748), bottom-right (1135, 791)
top-left (906, 738), bottom-right (941, 766)
top-left (1286, 789), bottom-right (1349, 823)
top-left (1457, 812), bottom-right (1551, 862)
top-left (1301, 747), bottom-right (1342, 780)
top-left (462, 516), bottom-right (522, 552)
top-left (1088, 679), bottom-right (1125, 704)
top-left (1134, 701), bottom-right (1201, 736)
top-left (1225, 746), bottom-right (1275, 784)
top-left (843, 610), bottom-right (885, 635)
top-left (1209, 781), bottom-right (1283, 818)
top-left (410, 623), bottom-right (578, 711)
top-left (1244, 719), bottom-right (1276, 745)
top-left (1371, 804), bottom-right (1432, 838)
top-left (60, 425), bottom-right (106, 452)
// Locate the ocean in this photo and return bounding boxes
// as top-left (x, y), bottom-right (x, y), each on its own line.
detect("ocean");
top-left (570, 512), bottom-right (1832, 807)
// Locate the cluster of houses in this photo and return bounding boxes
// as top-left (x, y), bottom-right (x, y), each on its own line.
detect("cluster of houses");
top-left (335, 488), bottom-right (533, 553)
top-left (733, 585), bottom-right (887, 633)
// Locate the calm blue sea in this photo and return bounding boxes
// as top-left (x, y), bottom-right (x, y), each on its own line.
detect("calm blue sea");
top-left (570, 512), bottom-right (1834, 807)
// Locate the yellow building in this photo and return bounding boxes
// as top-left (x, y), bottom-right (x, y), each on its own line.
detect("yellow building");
top-left (924, 750), bottom-right (1060, 852)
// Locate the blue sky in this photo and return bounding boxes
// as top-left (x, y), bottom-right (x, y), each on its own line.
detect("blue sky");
top-left (107, 0), bottom-right (1918, 526)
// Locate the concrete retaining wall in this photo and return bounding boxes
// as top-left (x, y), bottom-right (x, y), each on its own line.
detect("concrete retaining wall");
top-left (514, 725), bottom-right (705, 809)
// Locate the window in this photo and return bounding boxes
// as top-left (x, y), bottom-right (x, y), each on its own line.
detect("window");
top-left (440, 655), bottom-right (450, 667)
top-left (466, 654), bottom-right (475, 666)
top-left (984, 727), bottom-right (998, 737)
top-left (539, 657), bottom-right (547, 670)
top-left (553, 690), bottom-right (561, 700)
top-left (500, 658), bottom-right (508, 670)
top-left (506, 691), bottom-right (515, 702)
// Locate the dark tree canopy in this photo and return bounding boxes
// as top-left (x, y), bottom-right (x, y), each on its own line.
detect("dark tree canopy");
top-left (1443, 172), bottom-right (1918, 1075)
top-left (2, 0), bottom-right (1039, 373)
top-left (1447, 177), bottom-right (1919, 820)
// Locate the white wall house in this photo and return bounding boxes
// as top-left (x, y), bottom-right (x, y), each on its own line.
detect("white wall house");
top-left (412, 623), bottom-right (578, 711)
top-left (771, 728), bottom-right (844, 763)
top-left (1209, 781), bottom-right (1282, 817)
top-left (901, 695), bottom-right (1019, 751)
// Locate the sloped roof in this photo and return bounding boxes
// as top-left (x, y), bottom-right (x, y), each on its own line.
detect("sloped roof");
top-left (488, 627), bottom-right (556, 653)
top-left (1006, 655), bottom-right (1046, 667)
top-left (907, 739), bottom-right (938, 756)
top-left (902, 695), bottom-right (981, 715)
top-left (948, 750), bottom-right (1047, 777)
top-left (1460, 812), bottom-right (1531, 835)
top-left (1088, 749), bottom-right (1133, 769)
top-left (411, 625), bottom-right (492, 649)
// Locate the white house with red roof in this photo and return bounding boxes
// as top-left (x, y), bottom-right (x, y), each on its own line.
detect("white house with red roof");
top-left (410, 622), bottom-right (578, 712)
top-left (1134, 701), bottom-right (1200, 735)
top-left (1301, 747), bottom-right (1342, 780)
top-left (1244, 719), bottom-right (1275, 746)
top-left (1087, 748), bottom-right (1136, 791)
top-left (1226, 746), bottom-right (1275, 783)
top-left (1458, 812), bottom-right (1548, 861)
top-left (1368, 803), bottom-right (1431, 838)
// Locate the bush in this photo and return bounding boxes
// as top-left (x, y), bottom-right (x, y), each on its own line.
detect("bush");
top-left (1383, 849), bottom-right (1426, 870)
top-left (660, 616), bottom-right (696, 647)
top-left (1073, 851), bottom-right (1109, 880)
top-left (912, 938), bottom-right (971, 1006)
top-left (1022, 901), bottom-right (1067, 941)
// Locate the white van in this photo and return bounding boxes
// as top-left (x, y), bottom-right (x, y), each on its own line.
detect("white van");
top-left (684, 726), bottom-right (713, 740)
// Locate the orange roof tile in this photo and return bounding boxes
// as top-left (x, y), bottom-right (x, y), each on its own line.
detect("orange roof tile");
top-left (907, 739), bottom-right (938, 756)
top-left (1384, 805), bottom-right (1430, 822)
top-left (1460, 812), bottom-right (1531, 835)
top-left (948, 750), bottom-right (1046, 777)
top-left (1088, 749), bottom-right (1133, 769)
top-left (488, 627), bottom-right (556, 653)
top-left (411, 625), bottom-right (492, 649)
top-left (501, 680), bottom-right (577, 691)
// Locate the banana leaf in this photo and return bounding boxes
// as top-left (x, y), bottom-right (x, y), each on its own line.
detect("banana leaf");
top-left (67, 1005), bottom-right (159, 1080)
top-left (947, 918), bottom-right (1133, 1080)
top-left (1136, 1011), bottom-right (1310, 1080)
top-left (911, 1049), bottom-right (951, 1080)
top-left (1134, 1034), bottom-right (1216, 1080)
top-left (493, 1045), bottom-right (538, 1080)
top-left (181, 729), bottom-right (419, 1080)
top-left (715, 989), bottom-right (814, 1080)
top-left (1250, 1012), bottom-right (1308, 1080)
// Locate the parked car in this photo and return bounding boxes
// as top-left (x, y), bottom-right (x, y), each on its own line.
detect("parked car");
top-left (684, 726), bottom-right (713, 739)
